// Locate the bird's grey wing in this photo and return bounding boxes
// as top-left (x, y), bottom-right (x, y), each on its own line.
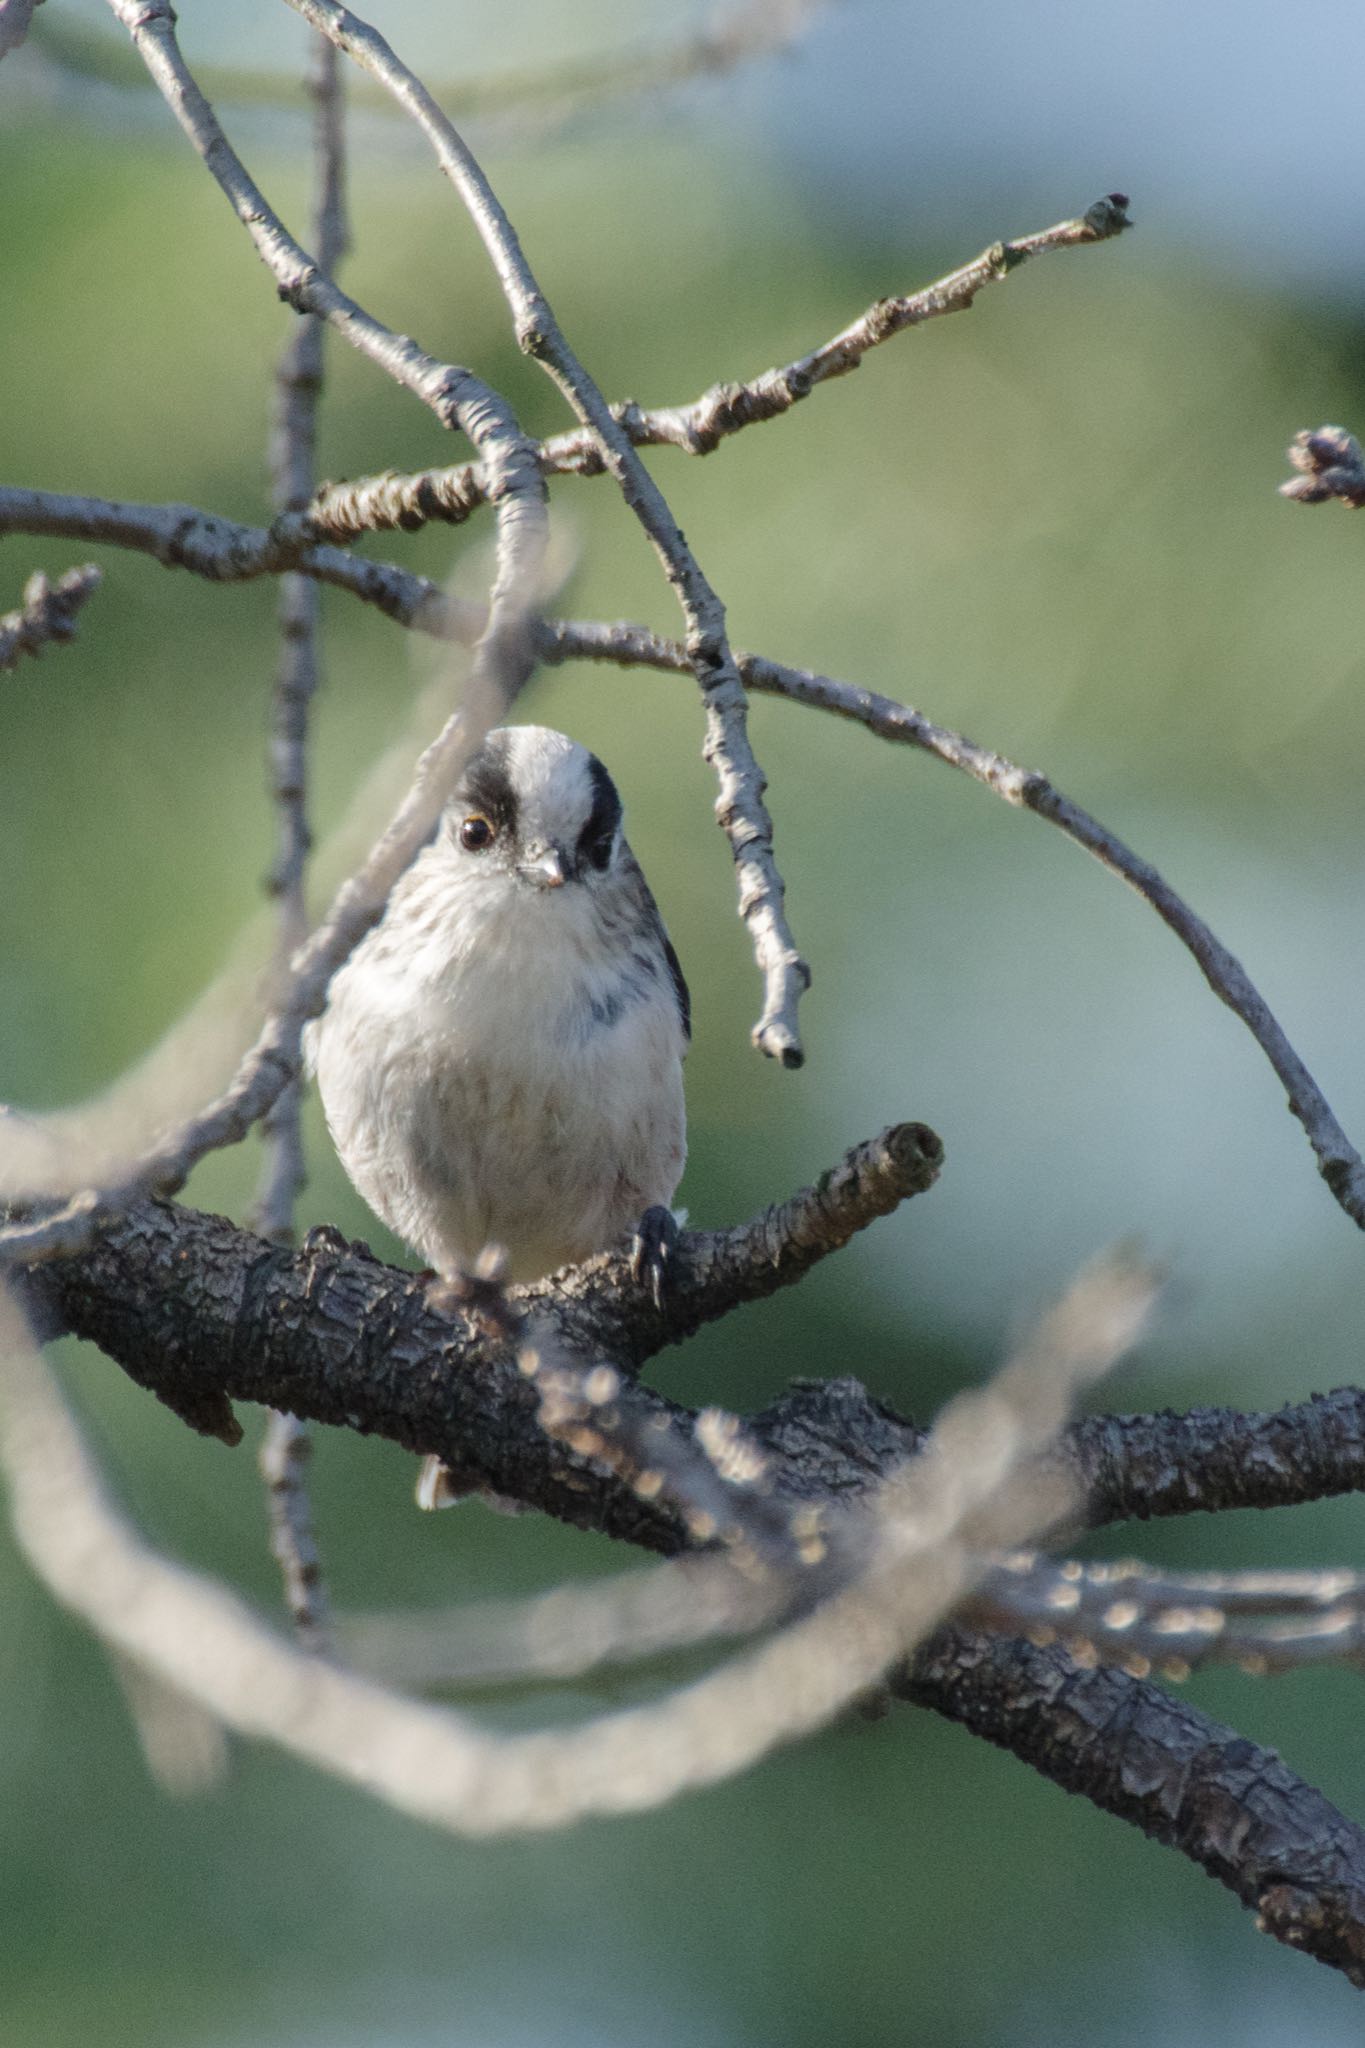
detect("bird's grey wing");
top-left (620, 851), bottom-right (690, 1043)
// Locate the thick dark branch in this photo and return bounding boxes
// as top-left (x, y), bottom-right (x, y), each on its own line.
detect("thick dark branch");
top-left (19, 1154), bottom-right (1365, 1978)
top-left (902, 1628), bottom-right (1365, 1986)
top-left (19, 1144), bottom-right (1365, 1542)
top-left (20, 1124), bottom-right (942, 1543)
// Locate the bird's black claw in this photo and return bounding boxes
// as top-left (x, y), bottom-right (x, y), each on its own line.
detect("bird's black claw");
top-left (302, 1222), bottom-right (350, 1257)
top-left (631, 1205), bottom-right (680, 1311)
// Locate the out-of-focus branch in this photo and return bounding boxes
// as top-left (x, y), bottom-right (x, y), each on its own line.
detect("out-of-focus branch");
top-left (0, 565), bottom-right (101, 671)
top-left (0, 1258), bottom-right (1153, 1840)
top-left (1280, 425), bottom-right (1365, 509)
top-left (18, 1245), bottom-right (1365, 1985)
top-left (30, 0), bottom-right (821, 128)
top-left (901, 1627), bottom-right (1365, 1987)
top-left (968, 1555), bottom-right (1365, 1679)
top-left (249, 29), bottom-right (350, 1655)
top-left (287, 0), bottom-right (810, 1067)
top-left (3, 2), bottom-right (549, 1265)
top-left (0, 0), bottom-right (41, 61)
top-left (544, 616), bottom-right (1365, 1231)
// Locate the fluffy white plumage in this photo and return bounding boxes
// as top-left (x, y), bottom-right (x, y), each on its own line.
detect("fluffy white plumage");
top-left (307, 725), bottom-right (688, 1285)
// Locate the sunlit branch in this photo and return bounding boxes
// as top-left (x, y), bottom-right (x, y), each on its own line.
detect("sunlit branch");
top-left (285, 0), bottom-right (810, 1066)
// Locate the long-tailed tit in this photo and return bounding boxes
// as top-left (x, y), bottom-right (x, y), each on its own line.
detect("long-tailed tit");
top-left (307, 725), bottom-right (689, 1499)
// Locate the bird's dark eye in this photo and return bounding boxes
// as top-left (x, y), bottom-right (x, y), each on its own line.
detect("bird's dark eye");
top-left (459, 814), bottom-right (495, 852)
top-left (583, 828), bottom-right (614, 871)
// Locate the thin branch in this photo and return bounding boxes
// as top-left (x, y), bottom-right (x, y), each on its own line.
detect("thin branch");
top-left (0, 565), bottom-right (101, 671)
top-left (2, 1), bottom-right (550, 1264)
top-left (2, 184), bottom-right (1132, 615)
top-left (542, 617), bottom-right (1365, 1230)
top-left (285, 0), bottom-right (809, 1066)
top-left (901, 1627), bottom-right (1365, 1987)
top-left (0, 486), bottom-right (469, 634)
top-left (100, 0), bottom-right (548, 699)
top-left (969, 1555), bottom-right (1365, 1680)
top-left (296, 194), bottom-right (1131, 545)
top-left (249, 29), bottom-right (350, 1655)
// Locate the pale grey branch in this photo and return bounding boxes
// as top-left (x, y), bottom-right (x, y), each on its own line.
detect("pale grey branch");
top-left (0, 486), bottom-right (469, 633)
top-left (295, 195), bottom-right (1130, 545)
top-left (284, 0), bottom-right (809, 1067)
top-left (542, 616), bottom-right (1365, 1230)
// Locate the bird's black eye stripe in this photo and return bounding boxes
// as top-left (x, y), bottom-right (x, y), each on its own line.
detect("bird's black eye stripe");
top-left (577, 753), bottom-right (622, 871)
top-left (454, 740), bottom-right (519, 841)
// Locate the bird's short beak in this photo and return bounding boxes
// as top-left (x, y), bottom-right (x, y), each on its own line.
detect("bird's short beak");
top-left (521, 845), bottom-right (568, 890)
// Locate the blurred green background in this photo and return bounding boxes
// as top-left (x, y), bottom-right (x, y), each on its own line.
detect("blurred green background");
top-left (4, 2), bottom-right (1365, 2042)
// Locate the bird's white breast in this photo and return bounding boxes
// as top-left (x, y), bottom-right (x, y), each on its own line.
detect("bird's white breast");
top-left (308, 844), bottom-right (686, 1280)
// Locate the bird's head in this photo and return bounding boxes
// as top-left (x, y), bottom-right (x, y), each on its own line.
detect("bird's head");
top-left (442, 725), bottom-right (624, 895)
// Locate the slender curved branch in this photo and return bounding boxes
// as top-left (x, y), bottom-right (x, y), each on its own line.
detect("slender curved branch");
top-left (285, 0), bottom-right (810, 1067)
top-left (543, 617), bottom-right (1365, 1229)
top-left (0, 565), bottom-right (101, 671)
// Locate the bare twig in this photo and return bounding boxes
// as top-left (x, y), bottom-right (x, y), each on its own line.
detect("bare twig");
top-left (285, 0), bottom-right (809, 1065)
top-left (0, 486), bottom-right (469, 635)
top-left (1280, 425), bottom-right (1365, 509)
top-left (32, 0), bottom-right (821, 129)
top-left (0, 565), bottom-right (101, 671)
top-left (542, 617), bottom-right (1365, 1229)
top-left (296, 195), bottom-right (1131, 545)
top-left (2, 1), bottom-right (550, 1263)
top-left (100, 0), bottom-right (547, 705)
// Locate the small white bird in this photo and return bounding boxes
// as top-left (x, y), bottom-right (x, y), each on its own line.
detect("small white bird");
top-left (307, 725), bottom-right (689, 1500)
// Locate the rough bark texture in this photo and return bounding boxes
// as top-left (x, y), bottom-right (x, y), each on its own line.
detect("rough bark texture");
top-left (902, 1628), bottom-right (1365, 1986)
